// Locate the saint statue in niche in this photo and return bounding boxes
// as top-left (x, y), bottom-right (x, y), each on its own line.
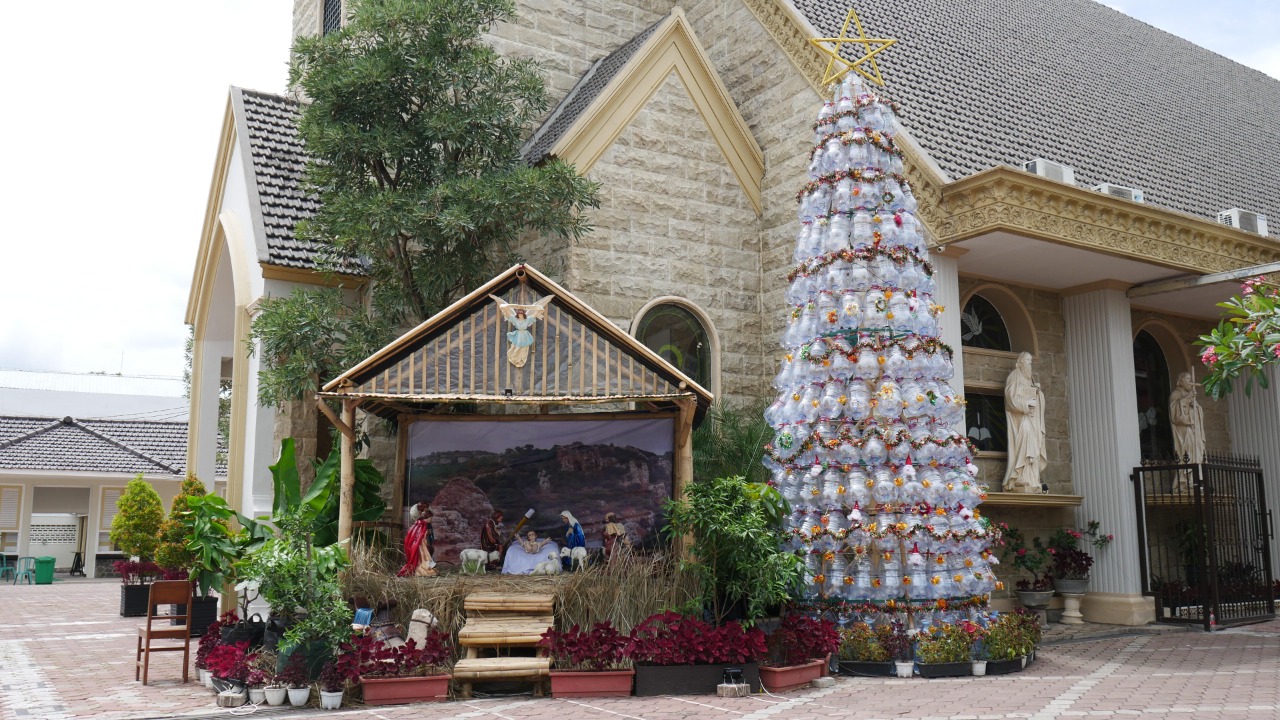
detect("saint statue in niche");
top-left (1003, 352), bottom-right (1048, 493)
top-left (489, 294), bottom-right (555, 368)
top-left (1169, 370), bottom-right (1205, 493)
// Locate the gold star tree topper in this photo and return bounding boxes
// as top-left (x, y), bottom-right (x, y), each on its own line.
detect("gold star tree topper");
top-left (808, 7), bottom-right (897, 87)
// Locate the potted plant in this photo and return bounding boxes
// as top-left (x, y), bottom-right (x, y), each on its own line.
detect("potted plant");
top-left (837, 622), bottom-right (892, 676)
top-left (958, 620), bottom-right (988, 676)
top-left (915, 624), bottom-right (972, 678)
top-left (195, 611), bottom-right (237, 689)
top-left (206, 640), bottom-right (251, 693)
top-left (1042, 522), bottom-right (1112, 594)
top-left (318, 660), bottom-right (349, 709)
top-left (109, 476), bottom-right (165, 616)
top-left (337, 631), bottom-right (454, 705)
top-left (111, 559), bottom-right (161, 618)
top-left (183, 494), bottom-right (271, 644)
top-left (879, 622), bottom-right (914, 678)
top-left (629, 612), bottom-right (766, 695)
top-left (982, 615), bottom-right (1032, 675)
top-left (279, 651), bottom-right (312, 707)
top-left (1014, 575), bottom-right (1055, 609)
top-left (156, 475), bottom-right (219, 635)
top-left (759, 614), bottom-right (838, 692)
top-left (539, 622), bottom-right (634, 698)
top-left (1011, 608), bottom-right (1043, 664)
top-left (999, 523), bottom-right (1053, 607)
top-left (245, 667), bottom-right (269, 705)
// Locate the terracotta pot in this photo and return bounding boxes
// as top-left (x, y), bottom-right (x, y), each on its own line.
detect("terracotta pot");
top-left (549, 669), bottom-right (634, 698)
top-left (361, 674), bottom-right (450, 705)
top-left (759, 659), bottom-right (825, 693)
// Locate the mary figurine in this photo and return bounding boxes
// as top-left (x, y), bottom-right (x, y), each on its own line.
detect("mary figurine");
top-left (560, 510), bottom-right (586, 570)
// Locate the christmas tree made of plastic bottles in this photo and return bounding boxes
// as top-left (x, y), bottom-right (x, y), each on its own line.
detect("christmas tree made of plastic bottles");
top-left (763, 73), bottom-right (997, 630)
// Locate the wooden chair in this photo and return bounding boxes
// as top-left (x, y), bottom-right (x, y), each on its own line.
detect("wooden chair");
top-left (135, 580), bottom-right (193, 685)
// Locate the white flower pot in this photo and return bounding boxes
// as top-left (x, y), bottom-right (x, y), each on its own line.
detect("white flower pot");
top-left (894, 661), bottom-right (914, 678)
top-left (264, 687), bottom-right (288, 706)
top-left (320, 689), bottom-right (343, 709)
top-left (199, 669), bottom-right (212, 689)
top-left (248, 687), bottom-right (266, 704)
top-left (971, 660), bottom-right (987, 676)
top-left (288, 686), bottom-right (311, 707)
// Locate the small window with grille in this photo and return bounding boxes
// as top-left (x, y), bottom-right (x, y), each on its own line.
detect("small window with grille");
top-left (322, 0), bottom-right (342, 36)
top-left (964, 391), bottom-right (1008, 454)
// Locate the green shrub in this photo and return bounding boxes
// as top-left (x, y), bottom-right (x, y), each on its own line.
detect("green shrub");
top-left (838, 622), bottom-right (888, 662)
top-left (155, 475), bottom-right (207, 571)
top-left (915, 624), bottom-right (973, 664)
top-left (109, 476), bottom-right (165, 560)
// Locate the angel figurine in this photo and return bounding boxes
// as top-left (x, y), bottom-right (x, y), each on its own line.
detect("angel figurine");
top-left (489, 294), bottom-right (554, 368)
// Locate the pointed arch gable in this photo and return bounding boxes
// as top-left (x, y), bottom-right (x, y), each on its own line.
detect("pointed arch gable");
top-left (547, 9), bottom-right (764, 215)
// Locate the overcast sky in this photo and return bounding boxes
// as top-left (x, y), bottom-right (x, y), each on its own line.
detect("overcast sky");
top-left (0, 1), bottom-right (1275, 380)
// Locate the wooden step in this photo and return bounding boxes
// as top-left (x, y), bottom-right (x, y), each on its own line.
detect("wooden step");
top-left (452, 657), bottom-right (551, 680)
top-left (464, 593), bottom-right (555, 613)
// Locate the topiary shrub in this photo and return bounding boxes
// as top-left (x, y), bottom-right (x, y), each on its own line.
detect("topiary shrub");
top-left (156, 475), bottom-right (207, 571)
top-left (110, 475), bottom-right (165, 561)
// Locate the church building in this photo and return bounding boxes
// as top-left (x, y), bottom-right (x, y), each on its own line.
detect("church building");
top-left (187, 0), bottom-right (1280, 624)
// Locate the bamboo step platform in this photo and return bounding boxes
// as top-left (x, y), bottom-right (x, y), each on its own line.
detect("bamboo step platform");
top-left (455, 592), bottom-right (555, 698)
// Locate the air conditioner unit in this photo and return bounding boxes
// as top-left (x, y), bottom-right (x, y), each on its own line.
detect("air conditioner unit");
top-left (1023, 158), bottom-right (1076, 185)
top-left (1218, 208), bottom-right (1269, 236)
top-left (1093, 183), bottom-right (1145, 203)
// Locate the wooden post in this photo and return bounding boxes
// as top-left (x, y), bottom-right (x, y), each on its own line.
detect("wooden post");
top-left (337, 399), bottom-right (357, 548)
top-left (674, 394), bottom-right (696, 557)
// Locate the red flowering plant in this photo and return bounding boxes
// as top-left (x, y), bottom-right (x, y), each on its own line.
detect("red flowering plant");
top-left (539, 622), bottom-right (631, 671)
top-left (194, 611), bottom-right (238, 671)
top-left (763, 613), bottom-right (840, 667)
top-left (1037, 521), bottom-right (1111, 580)
top-left (205, 640), bottom-right (251, 682)
top-left (627, 612), bottom-right (766, 666)
top-left (1198, 275), bottom-right (1280, 399)
top-left (112, 559), bottom-right (161, 585)
top-left (335, 631), bottom-right (454, 679)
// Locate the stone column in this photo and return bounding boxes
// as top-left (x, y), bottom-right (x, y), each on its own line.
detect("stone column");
top-left (1228, 367), bottom-right (1280, 576)
top-left (932, 253), bottom-right (966, 428)
top-left (1062, 287), bottom-right (1151, 624)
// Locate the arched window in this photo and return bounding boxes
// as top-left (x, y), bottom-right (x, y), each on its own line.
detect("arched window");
top-left (960, 294), bottom-right (1012, 351)
top-left (634, 303), bottom-right (713, 391)
top-left (1134, 330), bottom-right (1174, 460)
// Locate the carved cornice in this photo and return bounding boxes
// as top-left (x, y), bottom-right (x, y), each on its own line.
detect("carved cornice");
top-left (940, 168), bottom-right (1280, 273)
top-left (740, 0), bottom-right (827, 93)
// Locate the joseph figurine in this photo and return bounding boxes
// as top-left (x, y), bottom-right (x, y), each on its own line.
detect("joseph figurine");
top-left (1003, 352), bottom-right (1047, 493)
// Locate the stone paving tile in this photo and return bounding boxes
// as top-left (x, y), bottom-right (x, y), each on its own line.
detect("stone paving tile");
top-left (4, 580), bottom-right (1280, 720)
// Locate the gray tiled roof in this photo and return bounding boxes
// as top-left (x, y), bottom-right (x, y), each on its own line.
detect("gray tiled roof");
top-left (522, 15), bottom-right (668, 164)
top-left (792, 0), bottom-right (1280, 228)
top-left (0, 416), bottom-right (188, 476)
top-left (234, 88), bottom-right (327, 270)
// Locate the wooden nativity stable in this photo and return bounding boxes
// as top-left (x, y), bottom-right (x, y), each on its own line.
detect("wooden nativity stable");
top-left (318, 263), bottom-right (714, 550)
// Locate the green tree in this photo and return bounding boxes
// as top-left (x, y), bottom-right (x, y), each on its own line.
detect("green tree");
top-left (692, 402), bottom-right (772, 485)
top-left (110, 476), bottom-right (165, 561)
top-left (155, 475), bottom-right (208, 571)
top-left (251, 0), bottom-right (600, 407)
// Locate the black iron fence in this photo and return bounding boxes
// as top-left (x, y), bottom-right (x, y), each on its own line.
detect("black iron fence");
top-left (1131, 454), bottom-right (1275, 629)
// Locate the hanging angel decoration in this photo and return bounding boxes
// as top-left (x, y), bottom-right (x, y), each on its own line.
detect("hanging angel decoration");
top-left (489, 294), bottom-right (555, 368)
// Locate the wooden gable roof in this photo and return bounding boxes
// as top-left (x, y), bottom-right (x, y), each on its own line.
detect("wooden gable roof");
top-left (321, 264), bottom-right (713, 419)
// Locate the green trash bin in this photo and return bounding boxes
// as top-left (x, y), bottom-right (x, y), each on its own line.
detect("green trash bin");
top-left (34, 556), bottom-right (56, 584)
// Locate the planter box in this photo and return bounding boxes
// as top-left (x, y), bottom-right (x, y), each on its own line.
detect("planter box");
top-left (918, 662), bottom-right (971, 678)
top-left (760, 659), bottom-right (825, 693)
top-left (634, 663), bottom-right (760, 696)
top-left (549, 669), bottom-right (635, 698)
top-left (171, 596), bottom-right (219, 636)
top-left (837, 660), bottom-right (894, 677)
top-left (120, 584), bottom-right (151, 617)
top-left (985, 657), bottom-right (1025, 676)
top-left (361, 675), bottom-right (450, 705)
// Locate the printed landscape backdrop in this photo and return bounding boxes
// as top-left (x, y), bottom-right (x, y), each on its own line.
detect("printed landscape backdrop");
top-left (405, 416), bottom-right (675, 567)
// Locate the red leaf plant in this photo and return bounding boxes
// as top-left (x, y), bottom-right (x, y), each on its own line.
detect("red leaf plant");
top-left (764, 613), bottom-right (840, 667)
top-left (205, 641), bottom-right (251, 682)
top-left (335, 631), bottom-right (454, 679)
top-left (194, 611), bottom-right (238, 671)
top-left (112, 559), bottom-right (162, 586)
top-left (627, 612), bottom-right (766, 666)
top-left (539, 622), bottom-right (631, 671)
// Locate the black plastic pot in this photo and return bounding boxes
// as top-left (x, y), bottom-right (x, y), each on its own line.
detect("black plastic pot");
top-left (985, 657), bottom-right (1025, 675)
top-left (120, 584), bottom-right (151, 617)
top-left (634, 663), bottom-right (760, 696)
top-left (171, 596), bottom-right (220, 636)
top-left (837, 660), bottom-right (894, 676)
top-left (277, 640), bottom-right (332, 681)
top-left (917, 661), bottom-right (970, 678)
top-left (221, 613), bottom-right (266, 646)
top-left (263, 615), bottom-right (295, 651)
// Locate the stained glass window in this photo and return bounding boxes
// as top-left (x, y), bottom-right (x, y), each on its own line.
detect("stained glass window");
top-left (960, 294), bottom-right (1012, 351)
top-left (965, 391), bottom-right (1008, 453)
top-left (635, 304), bottom-right (712, 391)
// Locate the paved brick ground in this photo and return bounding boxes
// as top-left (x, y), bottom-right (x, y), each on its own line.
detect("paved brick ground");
top-left (2, 580), bottom-right (1278, 720)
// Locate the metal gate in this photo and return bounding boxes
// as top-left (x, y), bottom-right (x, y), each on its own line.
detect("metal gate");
top-left (1131, 454), bottom-right (1275, 629)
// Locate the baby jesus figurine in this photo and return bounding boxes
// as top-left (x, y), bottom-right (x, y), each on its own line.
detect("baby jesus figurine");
top-left (520, 530), bottom-right (549, 554)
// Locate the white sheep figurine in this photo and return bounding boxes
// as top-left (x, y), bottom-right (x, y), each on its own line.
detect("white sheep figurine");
top-left (458, 548), bottom-right (493, 574)
top-left (531, 552), bottom-right (561, 575)
top-left (560, 546), bottom-right (589, 571)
